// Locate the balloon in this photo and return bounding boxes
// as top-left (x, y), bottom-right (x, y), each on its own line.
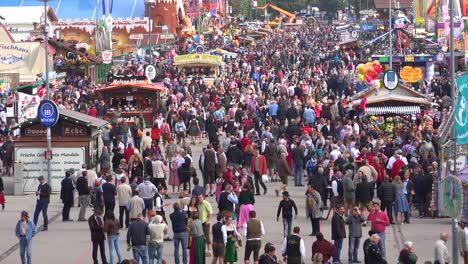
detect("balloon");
top-left (365, 75), bottom-right (372, 84)
top-left (372, 63), bottom-right (382, 75)
top-left (357, 64), bottom-right (367, 74)
top-left (366, 69), bottom-right (378, 80)
top-left (358, 74), bottom-right (365, 83)
top-left (371, 80), bottom-right (381, 89)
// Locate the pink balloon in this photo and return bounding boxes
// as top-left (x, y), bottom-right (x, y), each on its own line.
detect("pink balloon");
top-left (365, 75), bottom-right (372, 84)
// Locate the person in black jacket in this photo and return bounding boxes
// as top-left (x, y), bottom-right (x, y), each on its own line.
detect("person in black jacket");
top-left (277, 191), bottom-right (298, 238)
top-left (286, 120), bottom-right (301, 141)
top-left (33, 176), bottom-right (51, 231)
top-left (377, 177), bottom-right (396, 224)
top-left (355, 176), bottom-right (374, 225)
top-left (170, 202), bottom-right (188, 264)
top-left (331, 205), bottom-right (346, 264)
top-left (367, 234), bottom-right (387, 264)
top-left (76, 171), bottom-right (90, 221)
top-left (226, 143), bottom-right (243, 168)
top-left (180, 151), bottom-right (192, 191)
top-left (102, 177), bottom-right (116, 215)
top-left (363, 230), bottom-right (379, 264)
top-left (61, 170), bottom-right (75, 222)
top-left (112, 147), bottom-right (124, 173)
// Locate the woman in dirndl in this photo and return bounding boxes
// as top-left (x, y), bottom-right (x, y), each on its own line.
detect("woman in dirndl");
top-left (224, 216), bottom-right (238, 263)
top-left (237, 184), bottom-right (255, 230)
top-left (393, 175), bottom-right (409, 224)
top-left (189, 212), bottom-right (205, 264)
top-left (185, 196), bottom-right (198, 249)
top-left (188, 119), bottom-right (201, 145)
top-left (168, 153), bottom-right (180, 194)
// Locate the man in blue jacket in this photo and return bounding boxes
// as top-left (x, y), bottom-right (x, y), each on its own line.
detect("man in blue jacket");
top-left (15, 211), bottom-right (37, 264)
top-left (269, 100), bottom-right (279, 120)
top-left (303, 105), bottom-right (316, 127)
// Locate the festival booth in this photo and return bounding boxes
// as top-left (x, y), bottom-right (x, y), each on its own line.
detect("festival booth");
top-left (0, 23), bottom-right (54, 84)
top-left (96, 76), bottom-right (166, 127)
top-left (13, 108), bottom-right (108, 192)
top-left (370, 55), bottom-right (438, 80)
top-left (351, 83), bottom-right (432, 115)
top-left (48, 37), bottom-right (104, 84)
top-left (174, 54), bottom-right (223, 88)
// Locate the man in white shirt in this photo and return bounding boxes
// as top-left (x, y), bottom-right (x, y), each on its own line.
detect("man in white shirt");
top-left (281, 226), bottom-right (306, 264)
top-left (330, 145), bottom-right (342, 161)
top-left (386, 149), bottom-right (408, 170)
top-left (242, 210), bottom-right (265, 264)
top-left (117, 177), bottom-right (132, 228)
top-left (351, 144), bottom-right (360, 160)
top-left (434, 232), bottom-right (451, 264)
top-left (148, 215), bottom-right (167, 264)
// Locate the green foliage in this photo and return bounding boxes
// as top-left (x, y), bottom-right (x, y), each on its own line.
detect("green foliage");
top-left (318, 0), bottom-right (345, 13)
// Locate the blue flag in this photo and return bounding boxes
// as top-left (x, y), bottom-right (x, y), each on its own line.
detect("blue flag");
top-left (102, 0), bottom-right (106, 15)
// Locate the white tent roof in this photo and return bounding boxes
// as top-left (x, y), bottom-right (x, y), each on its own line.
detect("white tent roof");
top-left (0, 6), bottom-right (55, 24)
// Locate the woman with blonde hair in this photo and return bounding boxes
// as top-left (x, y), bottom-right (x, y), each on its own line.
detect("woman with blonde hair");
top-left (311, 252), bottom-right (323, 264)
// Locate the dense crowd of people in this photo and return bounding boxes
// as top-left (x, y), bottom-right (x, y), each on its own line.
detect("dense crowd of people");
top-left (7, 20), bottom-right (462, 264)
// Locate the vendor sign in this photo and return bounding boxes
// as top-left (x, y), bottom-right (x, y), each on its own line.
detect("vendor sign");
top-left (455, 73), bottom-right (468, 145)
top-left (399, 66), bottom-right (422, 83)
top-left (109, 76), bottom-right (150, 86)
top-left (0, 43), bottom-right (47, 82)
top-left (17, 92), bottom-right (40, 123)
top-left (174, 54), bottom-right (223, 65)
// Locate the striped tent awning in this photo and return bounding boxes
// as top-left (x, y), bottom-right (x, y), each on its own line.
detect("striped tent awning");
top-left (365, 106), bottom-right (421, 115)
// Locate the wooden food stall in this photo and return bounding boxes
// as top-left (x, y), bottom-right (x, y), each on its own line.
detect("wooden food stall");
top-left (174, 54), bottom-right (223, 88)
top-left (96, 76), bottom-right (166, 127)
top-left (14, 108), bottom-right (108, 192)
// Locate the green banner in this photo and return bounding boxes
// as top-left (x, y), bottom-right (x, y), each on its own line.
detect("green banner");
top-left (455, 73), bottom-right (468, 145)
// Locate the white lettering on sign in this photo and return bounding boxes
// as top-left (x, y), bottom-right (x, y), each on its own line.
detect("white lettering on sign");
top-left (63, 127), bottom-right (86, 136)
top-left (15, 147), bottom-right (85, 192)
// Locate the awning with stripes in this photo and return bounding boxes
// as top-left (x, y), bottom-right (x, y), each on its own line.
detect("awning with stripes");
top-left (365, 106), bottom-right (421, 115)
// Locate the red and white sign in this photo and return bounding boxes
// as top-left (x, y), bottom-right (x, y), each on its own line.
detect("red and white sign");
top-left (101, 50), bottom-right (113, 64)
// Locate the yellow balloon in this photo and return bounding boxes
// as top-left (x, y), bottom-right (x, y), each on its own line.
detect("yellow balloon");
top-left (358, 74), bottom-right (365, 83)
top-left (358, 67), bottom-right (367, 75)
top-left (376, 80), bottom-right (381, 88)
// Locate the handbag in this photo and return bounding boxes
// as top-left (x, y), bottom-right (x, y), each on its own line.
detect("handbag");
top-left (261, 174), bottom-right (269, 183)
top-left (137, 128), bottom-right (143, 138)
top-left (233, 232), bottom-right (243, 248)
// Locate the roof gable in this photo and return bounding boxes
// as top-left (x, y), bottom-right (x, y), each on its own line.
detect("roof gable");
top-left (15, 108), bottom-right (108, 130)
top-left (353, 83), bottom-right (428, 100)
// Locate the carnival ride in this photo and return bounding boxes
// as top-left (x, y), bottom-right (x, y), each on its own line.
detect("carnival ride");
top-left (360, 16), bottom-right (439, 57)
top-left (256, 4), bottom-right (296, 24)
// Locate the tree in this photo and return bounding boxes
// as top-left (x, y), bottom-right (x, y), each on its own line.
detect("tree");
top-left (318, 0), bottom-right (345, 14)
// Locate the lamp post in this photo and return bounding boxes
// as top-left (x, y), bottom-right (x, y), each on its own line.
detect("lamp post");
top-left (145, 0), bottom-right (155, 61)
top-left (449, 0), bottom-right (458, 261)
top-left (388, 0), bottom-right (393, 70)
top-left (37, 0), bottom-right (53, 185)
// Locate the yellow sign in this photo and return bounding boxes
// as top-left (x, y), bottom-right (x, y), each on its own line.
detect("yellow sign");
top-left (174, 54), bottom-right (223, 65)
top-left (400, 66), bottom-right (422, 83)
top-left (404, 55), bottom-right (415, 62)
